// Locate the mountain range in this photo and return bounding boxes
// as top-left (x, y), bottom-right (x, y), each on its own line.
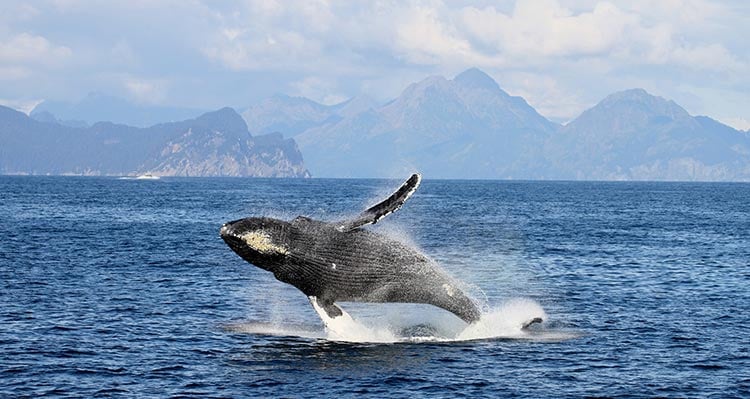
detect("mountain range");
top-left (249, 68), bottom-right (750, 181)
top-left (0, 106), bottom-right (309, 177)
top-left (240, 94), bottom-right (378, 137)
top-left (296, 68), bottom-right (560, 178)
top-left (544, 89), bottom-right (750, 181)
top-left (4, 67), bottom-right (750, 181)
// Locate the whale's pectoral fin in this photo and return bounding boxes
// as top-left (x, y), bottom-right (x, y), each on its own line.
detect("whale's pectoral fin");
top-left (308, 296), bottom-right (362, 339)
top-left (308, 296), bottom-right (343, 319)
top-left (336, 173), bottom-right (421, 232)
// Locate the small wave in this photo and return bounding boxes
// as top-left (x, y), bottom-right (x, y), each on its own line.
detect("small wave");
top-left (224, 321), bottom-right (323, 340)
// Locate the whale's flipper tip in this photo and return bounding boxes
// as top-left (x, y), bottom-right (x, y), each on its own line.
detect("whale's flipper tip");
top-left (521, 317), bottom-right (544, 329)
top-left (336, 173), bottom-right (422, 232)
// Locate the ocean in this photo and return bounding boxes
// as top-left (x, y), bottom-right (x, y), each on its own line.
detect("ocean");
top-left (1, 176), bottom-right (748, 397)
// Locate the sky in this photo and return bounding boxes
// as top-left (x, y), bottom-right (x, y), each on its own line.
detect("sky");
top-left (1, 0), bottom-right (748, 129)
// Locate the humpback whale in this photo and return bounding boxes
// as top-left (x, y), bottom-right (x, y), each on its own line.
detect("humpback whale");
top-left (220, 174), bottom-right (482, 324)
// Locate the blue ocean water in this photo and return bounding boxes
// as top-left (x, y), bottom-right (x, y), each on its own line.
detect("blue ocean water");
top-left (1, 176), bottom-right (749, 398)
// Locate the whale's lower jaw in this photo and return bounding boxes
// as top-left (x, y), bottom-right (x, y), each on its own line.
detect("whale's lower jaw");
top-left (220, 234), bottom-right (256, 263)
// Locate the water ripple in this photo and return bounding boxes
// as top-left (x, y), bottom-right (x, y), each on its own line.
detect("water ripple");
top-left (0, 177), bottom-right (748, 397)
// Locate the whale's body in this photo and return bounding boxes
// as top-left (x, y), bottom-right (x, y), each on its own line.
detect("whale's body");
top-left (220, 174), bottom-right (481, 324)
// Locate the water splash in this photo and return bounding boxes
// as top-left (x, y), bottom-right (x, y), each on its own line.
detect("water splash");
top-left (310, 296), bottom-right (398, 343)
top-left (457, 298), bottom-right (546, 341)
top-left (228, 298), bottom-right (576, 343)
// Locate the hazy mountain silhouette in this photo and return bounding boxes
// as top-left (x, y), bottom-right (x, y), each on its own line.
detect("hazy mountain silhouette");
top-left (241, 94), bottom-right (333, 137)
top-left (278, 69), bottom-right (750, 181)
top-left (31, 92), bottom-right (205, 128)
top-left (29, 110), bottom-right (89, 128)
top-left (0, 106), bottom-right (309, 177)
top-left (545, 89), bottom-right (750, 180)
top-left (295, 68), bottom-right (559, 178)
top-left (8, 68), bottom-right (750, 181)
top-left (240, 94), bottom-right (378, 137)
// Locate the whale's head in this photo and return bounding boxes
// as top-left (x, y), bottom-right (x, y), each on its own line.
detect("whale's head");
top-left (220, 217), bottom-right (292, 271)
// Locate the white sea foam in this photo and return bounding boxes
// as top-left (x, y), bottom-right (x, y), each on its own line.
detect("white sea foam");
top-left (229, 298), bottom-right (576, 344)
top-left (310, 296), bottom-right (398, 343)
top-left (456, 298), bottom-right (547, 341)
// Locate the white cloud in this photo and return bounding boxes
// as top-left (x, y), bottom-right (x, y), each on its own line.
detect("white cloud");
top-left (460, 1), bottom-right (637, 59)
top-left (289, 76), bottom-right (346, 105)
top-left (204, 29), bottom-right (321, 71)
top-left (0, 0), bottom-right (748, 124)
top-left (0, 33), bottom-right (71, 64)
top-left (110, 39), bottom-right (139, 67)
top-left (196, 0), bottom-right (749, 122)
top-left (622, 0), bottom-right (727, 27)
top-left (500, 71), bottom-right (588, 122)
top-left (221, 28), bottom-right (245, 41)
top-left (0, 3), bottom-right (38, 23)
top-left (394, 6), bottom-right (476, 65)
top-left (0, 66), bottom-right (30, 80)
top-left (459, 1), bottom-right (742, 74)
top-left (243, 0), bottom-right (285, 18)
top-left (297, 0), bottom-right (335, 33)
top-left (668, 43), bottom-right (744, 72)
top-left (124, 77), bottom-right (167, 104)
top-left (241, 0), bottom-right (334, 32)
top-left (203, 0), bottom-right (335, 71)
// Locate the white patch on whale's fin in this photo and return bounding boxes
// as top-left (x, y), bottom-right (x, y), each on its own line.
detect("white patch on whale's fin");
top-left (309, 296), bottom-right (343, 318)
top-left (336, 173), bottom-right (421, 232)
top-left (308, 296), bottom-right (357, 337)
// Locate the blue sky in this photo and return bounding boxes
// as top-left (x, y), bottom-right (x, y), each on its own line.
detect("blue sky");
top-left (1, 0), bottom-right (748, 129)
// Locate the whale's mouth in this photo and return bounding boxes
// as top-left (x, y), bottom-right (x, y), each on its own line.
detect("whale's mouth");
top-left (220, 230), bottom-right (241, 247)
top-left (221, 233), bottom-right (249, 256)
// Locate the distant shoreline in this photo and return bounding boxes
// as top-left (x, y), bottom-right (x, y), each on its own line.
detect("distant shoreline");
top-left (2, 173), bottom-right (749, 184)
